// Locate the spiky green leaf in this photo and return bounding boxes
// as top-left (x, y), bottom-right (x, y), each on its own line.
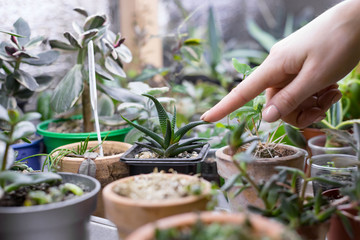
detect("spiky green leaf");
top-left (143, 94), bottom-right (170, 137)
top-left (121, 114), bottom-right (164, 148)
top-left (169, 142), bottom-right (206, 157)
top-left (174, 121), bottom-right (209, 142)
top-left (164, 119), bottom-right (172, 148)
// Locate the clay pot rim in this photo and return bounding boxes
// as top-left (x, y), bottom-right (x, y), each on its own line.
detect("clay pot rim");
top-left (308, 135), bottom-right (353, 151)
top-left (125, 211), bottom-right (287, 240)
top-left (54, 141), bottom-right (132, 162)
top-left (215, 144), bottom-right (307, 164)
top-left (102, 173), bottom-right (211, 207)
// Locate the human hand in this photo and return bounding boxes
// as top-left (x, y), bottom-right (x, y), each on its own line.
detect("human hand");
top-left (201, 0), bottom-right (360, 128)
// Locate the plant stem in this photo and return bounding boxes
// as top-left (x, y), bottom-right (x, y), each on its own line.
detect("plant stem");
top-left (82, 82), bottom-right (93, 132)
top-left (1, 125), bottom-right (14, 171)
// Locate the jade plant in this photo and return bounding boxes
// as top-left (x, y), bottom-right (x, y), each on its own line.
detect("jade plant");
top-left (0, 18), bottom-right (59, 109)
top-left (121, 94), bottom-right (209, 158)
top-left (221, 121), bottom-right (344, 234)
top-left (49, 8), bottom-right (132, 132)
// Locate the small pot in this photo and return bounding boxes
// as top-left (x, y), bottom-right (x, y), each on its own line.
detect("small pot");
top-left (324, 190), bottom-right (360, 240)
top-left (216, 143), bottom-right (306, 211)
top-left (120, 143), bottom-right (210, 175)
top-left (308, 135), bottom-right (356, 156)
top-left (0, 172), bottom-right (100, 240)
top-left (126, 212), bottom-right (300, 240)
top-left (56, 141), bottom-right (131, 217)
top-left (301, 127), bottom-right (324, 141)
top-left (310, 154), bottom-right (358, 195)
top-left (102, 173), bottom-right (212, 238)
top-left (296, 221), bottom-right (330, 240)
top-left (11, 135), bottom-right (43, 170)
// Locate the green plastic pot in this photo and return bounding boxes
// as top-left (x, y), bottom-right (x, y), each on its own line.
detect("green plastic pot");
top-left (37, 116), bottom-right (132, 153)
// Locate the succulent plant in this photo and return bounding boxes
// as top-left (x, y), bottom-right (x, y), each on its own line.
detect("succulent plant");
top-left (0, 18), bottom-right (59, 109)
top-left (121, 94), bottom-right (209, 158)
top-left (49, 8), bottom-right (132, 132)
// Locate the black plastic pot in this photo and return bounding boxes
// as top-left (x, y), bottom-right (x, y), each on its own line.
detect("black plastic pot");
top-left (120, 143), bottom-right (210, 175)
top-left (0, 172), bottom-right (100, 240)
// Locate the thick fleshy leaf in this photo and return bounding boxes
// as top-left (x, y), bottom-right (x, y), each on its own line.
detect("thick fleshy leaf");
top-left (24, 36), bottom-right (44, 48)
top-left (164, 119), bottom-right (172, 148)
top-left (84, 15), bottom-right (106, 31)
top-left (81, 29), bottom-right (99, 45)
top-left (50, 64), bottom-right (83, 113)
top-left (78, 158), bottom-right (96, 177)
top-left (13, 89), bottom-right (33, 100)
top-left (64, 32), bottom-right (81, 48)
top-left (22, 50), bottom-right (59, 66)
top-left (13, 69), bottom-right (39, 91)
top-left (95, 64), bottom-right (114, 81)
top-left (99, 83), bottom-right (143, 102)
top-left (74, 7), bottom-right (88, 17)
top-left (12, 121), bottom-right (36, 142)
top-left (33, 75), bottom-right (53, 91)
top-left (49, 40), bottom-right (77, 51)
top-left (117, 102), bottom-right (144, 112)
top-left (21, 112), bottom-right (41, 121)
top-left (13, 51), bottom-right (38, 59)
top-left (104, 57), bottom-right (126, 78)
top-left (0, 143), bottom-right (15, 170)
top-left (98, 95), bottom-right (114, 116)
top-left (0, 105), bottom-right (9, 121)
top-left (5, 74), bottom-right (20, 93)
top-left (115, 44), bottom-right (132, 63)
top-left (13, 18), bottom-right (30, 46)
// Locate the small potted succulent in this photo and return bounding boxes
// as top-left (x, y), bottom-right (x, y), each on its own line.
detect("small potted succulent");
top-left (216, 120), bottom-right (307, 210)
top-left (44, 138), bottom-right (132, 217)
top-left (221, 122), bottom-right (342, 240)
top-left (307, 102), bottom-right (360, 155)
top-left (0, 106), bottom-right (100, 240)
top-left (36, 8), bottom-right (136, 152)
top-left (120, 94), bottom-right (210, 175)
top-left (0, 18), bottom-right (59, 169)
top-left (310, 123), bottom-right (360, 195)
top-left (326, 172), bottom-right (360, 240)
top-left (102, 172), bottom-right (212, 238)
top-left (126, 212), bottom-right (300, 240)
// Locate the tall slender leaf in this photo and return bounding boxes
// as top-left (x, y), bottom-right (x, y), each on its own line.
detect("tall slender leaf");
top-left (143, 94), bottom-right (170, 137)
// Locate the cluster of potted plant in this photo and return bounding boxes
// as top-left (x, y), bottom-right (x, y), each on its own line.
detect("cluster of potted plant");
top-left (0, 106), bottom-right (100, 240)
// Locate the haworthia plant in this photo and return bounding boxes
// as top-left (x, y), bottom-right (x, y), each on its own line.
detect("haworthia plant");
top-left (121, 94), bottom-right (210, 157)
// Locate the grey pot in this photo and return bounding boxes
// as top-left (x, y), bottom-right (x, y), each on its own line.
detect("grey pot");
top-left (311, 154), bottom-right (358, 195)
top-left (308, 135), bottom-right (355, 156)
top-left (0, 172), bottom-right (100, 240)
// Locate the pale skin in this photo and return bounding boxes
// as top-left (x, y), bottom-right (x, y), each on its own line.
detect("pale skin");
top-left (201, 0), bottom-right (360, 128)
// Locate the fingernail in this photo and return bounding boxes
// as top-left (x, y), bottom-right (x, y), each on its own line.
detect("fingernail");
top-left (262, 105), bottom-right (281, 122)
top-left (331, 93), bottom-right (342, 104)
top-left (200, 110), bottom-right (209, 120)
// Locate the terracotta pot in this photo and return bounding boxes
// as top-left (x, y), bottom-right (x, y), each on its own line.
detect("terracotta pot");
top-left (102, 173), bottom-right (212, 238)
top-left (125, 211), bottom-right (300, 240)
top-left (296, 221), bottom-right (330, 240)
top-left (56, 141), bottom-right (132, 217)
top-left (216, 144), bottom-right (306, 211)
top-left (301, 127), bottom-right (324, 141)
top-left (323, 189), bottom-right (360, 240)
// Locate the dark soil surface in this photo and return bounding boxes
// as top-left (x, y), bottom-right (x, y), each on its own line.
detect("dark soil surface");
top-left (47, 119), bottom-right (128, 134)
top-left (0, 181), bottom-right (88, 207)
top-left (236, 144), bottom-right (296, 159)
